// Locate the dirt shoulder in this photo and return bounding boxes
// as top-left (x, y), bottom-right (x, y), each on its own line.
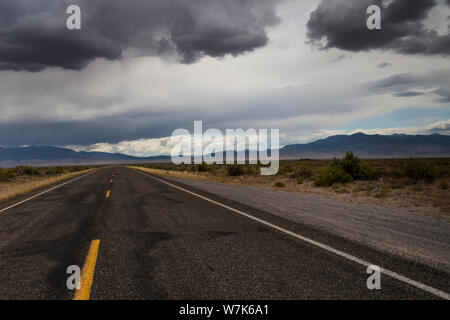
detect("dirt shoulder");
top-left (0, 169), bottom-right (95, 204)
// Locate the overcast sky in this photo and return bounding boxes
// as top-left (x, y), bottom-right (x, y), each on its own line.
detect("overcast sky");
top-left (0, 0), bottom-right (449, 156)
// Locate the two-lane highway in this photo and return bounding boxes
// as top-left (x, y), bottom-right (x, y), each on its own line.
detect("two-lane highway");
top-left (0, 167), bottom-right (448, 299)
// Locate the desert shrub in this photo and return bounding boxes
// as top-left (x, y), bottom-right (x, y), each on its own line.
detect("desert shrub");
top-left (274, 182), bottom-right (285, 187)
top-left (404, 158), bottom-right (436, 183)
top-left (45, 166), bottom-right (64, 176)
top-left (197, 164), bottom-right (207, 172)
top-left (207, 165), bottom-right (219, 173)
top-left (297, 179), bottom-right (303, 185)
top-left (245, 166), bottom-right (257, 175)
top-left (390, 167), bottom-right (405, 179)
top-left (337, 151), bottom-right (361, 178)
top-left (291, 166), bottom-right (313, 179)
top-left (330, 152), bottom-right (379, 181)
top-left (18, 166), bottom-right (41, 176)
top-left (277, 164), bottom-right (293, 175)
top-left (359, 162), bottom-right (382, 180)
top-left (314, 166), bottom-right (353, 187)
top-left (0, 169), bottom-right (7, 182)
top-left (226, 165), bottom-right (244, 176)
top-left (0, 169), bottom-right (16, 182)
top-left (70, 166), bottom-right (90, 172)
top-left (314, 152), bottom-right (379, 187)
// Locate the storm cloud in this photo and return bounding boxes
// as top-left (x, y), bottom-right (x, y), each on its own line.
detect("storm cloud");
top-left (306, 0), bottom-right (450, 56)
top-left (366, 71), bottom-right (450, 102)
top-left (0, 113), bottom-right (186, 146)
top-left (0, 0), bottom-right (449, 152)
top-left (0, 0), bottom-right (279, 71)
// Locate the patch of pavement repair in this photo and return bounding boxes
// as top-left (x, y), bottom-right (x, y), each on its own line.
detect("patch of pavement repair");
top-left (161, 175), bottom-right (450, 274)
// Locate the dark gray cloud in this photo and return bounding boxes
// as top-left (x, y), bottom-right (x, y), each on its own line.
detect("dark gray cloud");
top-left (0, 0), bottom-right (279, 71)
top-left (378, 62), bottom-right (391, 68)
top-left (168, 0), bottom-right (279, 63)
top-left (394, 91), bottom-right (424, 97)
top-left (433, 87), bottom-right (450, 103)
top-left (307, 0), bottom-right (450, 56)
top-left (366, 72), bottom-right (450, 102)
top-left (0, 113), bottom-right (186, 146)
top-left (369, 73), bottom-right (417, 91)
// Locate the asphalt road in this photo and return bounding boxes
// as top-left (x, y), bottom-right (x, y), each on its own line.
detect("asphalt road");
top-left (0, 167), bottom-right (448, 299)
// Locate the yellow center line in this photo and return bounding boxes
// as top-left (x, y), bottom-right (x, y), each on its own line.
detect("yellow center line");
top-left (110, 179), bottom-right (113, 183)
top-left (73, 239), bottom-right (100, 300)
top-left (106, 190), bottom-right (111, 198)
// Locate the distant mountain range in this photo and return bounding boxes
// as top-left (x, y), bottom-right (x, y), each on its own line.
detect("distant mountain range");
top-left (1, 133), bottom-right (449, 167)
top-left (0, 146), bottom-right (170, 167)
top-left (280, 133), bottom-right (450, 159)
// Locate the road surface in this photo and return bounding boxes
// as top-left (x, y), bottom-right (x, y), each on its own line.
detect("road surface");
top-left (0, 167), bottom-right (448, 299)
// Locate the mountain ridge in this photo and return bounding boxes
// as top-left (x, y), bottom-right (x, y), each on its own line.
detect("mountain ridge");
top-left (280, 133), bottom-right (450, 159)
top-left (1, 133), bottom-right (449, 167)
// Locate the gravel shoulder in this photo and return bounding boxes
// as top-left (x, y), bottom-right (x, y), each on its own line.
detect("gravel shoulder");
top-left (161, 174), bottom-right (450, 273)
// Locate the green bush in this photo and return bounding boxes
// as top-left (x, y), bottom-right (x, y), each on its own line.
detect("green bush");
top-left (19, 166), bottom-right (41, 176)
top-left (277, 165), bottom-right (292, 175)
top-left (197, 164), bottom-right (207, 172)
top-left (328, 152), bottom-right (379, 181)
top-left (45, 166), bottom-right (64, 176)
top-left (291, 166), bottom-right (313, 179)
top-left (0, 169), bottom-right (16, 182)
top-left (404, 158), bottom-right (436, 183)
top-left (274, 182), bottom-right (285, 187)
top-left (338, 151), bottom-right (361, 178)
top-left (245, 166), bottom-right (257, 175)
top-left (359, 162), bottom-right (381, 180)
top-left (390, 167), bottom-right (405, 179)
top-left (226, 165), bottom-right (244, 176)
top-left (72, 166), bottom-right (88, 172)
top-left (314, 166), bottom-right (353, 187)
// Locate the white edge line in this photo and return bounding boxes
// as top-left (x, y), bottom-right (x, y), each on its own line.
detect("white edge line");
top-left (0, 170), bottom-right (96, 215)
top-left (133, 169), bottom-right (450, 300)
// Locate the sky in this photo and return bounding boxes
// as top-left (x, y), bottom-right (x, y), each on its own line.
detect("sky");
top-left (0, 0), bottom-right (449, 156)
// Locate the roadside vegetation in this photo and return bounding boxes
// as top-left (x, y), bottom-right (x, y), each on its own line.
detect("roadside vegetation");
top-left (0, 165), bottom-right (98, 203)
top-left (132, 153), bottom-right (450, 215)
top-left (0, 165), bottom-right (92, 182)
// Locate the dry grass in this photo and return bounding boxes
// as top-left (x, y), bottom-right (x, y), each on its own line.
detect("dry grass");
top-left (0, 169), bottom-right (95, 204)
top-left (127, 166), bottom-right (225, 182)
